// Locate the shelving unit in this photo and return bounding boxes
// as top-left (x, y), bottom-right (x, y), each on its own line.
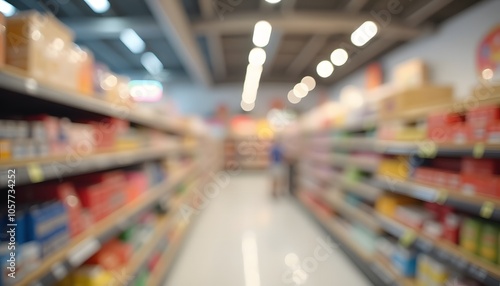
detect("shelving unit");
top-left (16, 164), bottom-right (199, 286)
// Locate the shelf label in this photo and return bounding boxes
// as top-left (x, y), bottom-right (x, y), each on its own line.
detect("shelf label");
top-left (435, 190), bottom-right (448, 205)
top-left (473, 143), bottom-right (485, 159)
top-left (51, 263), bottom-right (67, 280)
top-left (480, 202), bottom-right (495, 219)
top-left (418, 141), bottom-right (437, 158)
top-left (68, 238), bottom-right (101, 267)
top-left (467, 265), bottom-right (487, 282)
top-left (27, 163), bottom-right (44, 183)
top-left (399, 230), bottom-right (417, 247)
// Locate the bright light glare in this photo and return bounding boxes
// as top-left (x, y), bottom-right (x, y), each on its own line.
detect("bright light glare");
top-left (248, 48), bottom-right (267, 66)
top-left (330, 48), bottom-right (348, 66)
top-left (482, 68), bottom-right (494, 80)
top-left (120, 29), bottom-right (145, 54)
top-left (293, 83), bottom-right (308, 98)
top-left (241, 232), bottom-right (261, 286)
top-left (129, 80), bottom-right (163, 102)
top-left (340, 85), bottom-right (365, 108)
top-left (288, 90), bottom-right (301, 104)
top-left (253, 21), bottom-right (272, 48)
top-left (351, 21), bottom-right (378, 47)
top-left (0, 0), bottom-right (16, 16)
top-left (242, 64), bottom-right (263, 104)
top-left (265, 0), bottom-right (281, 3)
top-left (316, 61), bottom-right (334, 78)
top-left (241, 101), bottom-right (255, 112)
top-left (83, 0), bottom-right (110, 13)
top-left (141, 52), bottom-right (164, 75)
top-left (301, 76), bottom-right (316, 91)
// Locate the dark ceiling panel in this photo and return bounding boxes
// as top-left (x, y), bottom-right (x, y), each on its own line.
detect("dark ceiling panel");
top-left (147, 38), bottom-right (185, 72)
top-left (81, 40), bottom-right (131, 72)
top-left (278, 34), bottom-right (310, 54)
top-left (103, 39), bottom-right (143, 70)
top-left (222, 34), bottom-right (253, 54)
top-left (108, 0), bottom-right (152, 16)
top-left (295, 0), bottom-right (338, 11)
top-left (182, 0), bottom-right (201, 20)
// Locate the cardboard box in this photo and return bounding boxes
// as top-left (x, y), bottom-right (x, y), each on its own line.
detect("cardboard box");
top-left (6, 12), bottom-right (74, 87)
top-left (393, 59), bottom-right (428, 89)
top-left (378, 85), bottom-right (453, 119)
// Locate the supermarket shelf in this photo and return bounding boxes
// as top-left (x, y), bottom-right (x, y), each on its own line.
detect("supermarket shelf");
top-left (322, 191), bottom-right (382, 233)
top-left (373, 176), bottom-right (500, 222)
top-left (330, 138), bottom-right (500, 158)
top-left (376, 213), bottom-right (500, 286)
top-left (329, 153), bottom-right (379, 173)
top-left (296, 193), bottom-right (390, 286)
top-left (374, 254), bottom-right (416, 286)
top-left (17, 164), bottom-right (198, 286)
top-left (0, 146), bottom-right (188, 186)
top-left (0, 70), bottom-right (186, 135)
top-left (334, 174), bottom-right (383, 203)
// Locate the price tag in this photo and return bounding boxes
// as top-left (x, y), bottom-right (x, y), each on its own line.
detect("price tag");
top-left (435, 190), bottom-right (448, 205)
top-left (399, 230), bottom-right (417, 247)
top-left (27, 163), bottom-right (44, 183)
top-left (418, 142), bottom-right (437, 158)
top-left (480, 202), bottom-right (495, 219)
top-left (473, 143), bottom-right (485, 159)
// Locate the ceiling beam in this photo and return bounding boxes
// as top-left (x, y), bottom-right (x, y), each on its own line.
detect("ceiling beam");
top-left (62, 17), bottom-right (161, 40)
top-left (192, 12), bottom-right (427, 39)
top-left (145, 0), bottom-right (212, 86)
top-left (199, 0), bottom-right (216, 18)
top-left (260, 0), bottom-right (274, 11)
top-left (280, 0), bottom-right (297, 13)
top-left (405, 0), bottom-right (454, 26)
top-left (286, 35), bottom-right (328, 76)
top-left (199, 0), bottom-right (226, 80)
top-left (345, 0), bottom-right (368, 12)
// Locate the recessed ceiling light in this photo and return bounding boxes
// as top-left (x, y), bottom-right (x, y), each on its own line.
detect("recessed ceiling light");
top-left (83, 0), bottom-right (110, 14)
top-left (141, 52), bottom-right (164, 75)
top-left (287, 90), bottom-right (301, 104)
top-left (293, 83), bottom-right (309, 98)
top-left (0, 0), bottom-right (16, 16)
top-left (301, 76), bottom-right (316, 91)
top-left (351, 21), bottom-right (378, 47)
top-left (241, 100), bottom-right (255, 112)
top-left (330, 48), bottom-right (349, 66)
top-left (316, 61), bottom-right (334, 78)
top-left (253, 21), bottom-right (272, 48)
top-left (120, 29), bottom-right (145, 54)
top-left (248, 48), bottom-right (267, 66)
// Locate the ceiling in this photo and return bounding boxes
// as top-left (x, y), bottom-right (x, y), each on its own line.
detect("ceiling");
top-left (11, 0), bottom-right (482, 87)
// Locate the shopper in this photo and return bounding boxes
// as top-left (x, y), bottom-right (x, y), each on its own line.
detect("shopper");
top-left (270, 139), bottom-right (286, 197)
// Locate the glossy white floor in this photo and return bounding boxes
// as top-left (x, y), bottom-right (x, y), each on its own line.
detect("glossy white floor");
top-left (165, 171), bottom-right (373, 286)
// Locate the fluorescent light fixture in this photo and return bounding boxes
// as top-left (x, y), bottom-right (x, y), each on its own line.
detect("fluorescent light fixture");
top-left (0, 0), bottom-right (16, 16)
top-left (351, 21), bottom-right (378, 47)
top-left (293, 83), bottom-right (308, 98)
top-left (265, 0), bottom-right (281, 3)
top-left (330, 48), bottom-right (348, 66)
top-left (287, 90), bottom-right (300, 104)
top-left (83, 0), bottom-right (110, 13)
top-left (248, 48), bottom-right (266, 66)
top-left (253, 21), bottom-right (272, 48)
top-left (316, 61), bottom-right (334, 78)
top-left (301, 76), bottom-right (316, 91)
top-left (241, 101), bottom-right (255, 112)
top-left (141, 52), bottom-right (164, 75)
top-left (120, 29), bottom-right (145, 54)
top-left (242, 64), bottom-right (263, 104)
top-left (129, 80), bottom-right (163, 102)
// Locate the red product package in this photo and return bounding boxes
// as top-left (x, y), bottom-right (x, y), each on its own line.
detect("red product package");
top-left (431, 158), bottom-right (462, 172)
top-left (486, 122), bottom-right (500, 144)
top-left (467, 124), bottom-right (487, 143)
top-left (413, 167), bottom-right (435, 185)
top-left (462, 158), bottom-right (499, 175)
top-left (86, 240), bottom-right (133, 271)
top-left (442, 213), bottom-right (461, 244)
top-left (427, 113), bottom-right (464, 143)
top-left (451, 123), bottom-right (469, 145)
top-left (467, 105), bottom-right (500, 127)
top-left (125, 172), bottom-right (148, 203)
top-left (461, 174), bottom-right (500, 199)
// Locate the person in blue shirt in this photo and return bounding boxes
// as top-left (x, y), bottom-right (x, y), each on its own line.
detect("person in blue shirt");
top-left (270, 139), bottom-right (286, 197)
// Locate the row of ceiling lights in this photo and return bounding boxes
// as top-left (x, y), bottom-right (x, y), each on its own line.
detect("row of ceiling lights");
top-left (316, 21), bottom-right (378, 78)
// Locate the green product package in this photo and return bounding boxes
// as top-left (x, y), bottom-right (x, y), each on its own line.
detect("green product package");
top-left (479, 224), bottom-right (499, 264)
top-left (119, 226), bottom-right (136, 243)
top-left (460, 218), bottom-right (482, 254)
top-left (134, 268), bottom-right (149, 286)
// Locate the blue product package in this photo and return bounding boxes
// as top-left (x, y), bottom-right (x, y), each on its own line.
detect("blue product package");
top-left (391, 247), bottom-right (417, 277)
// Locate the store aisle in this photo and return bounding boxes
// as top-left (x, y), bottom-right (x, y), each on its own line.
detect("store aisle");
top-left (165, 171), bottom-right (372, 286)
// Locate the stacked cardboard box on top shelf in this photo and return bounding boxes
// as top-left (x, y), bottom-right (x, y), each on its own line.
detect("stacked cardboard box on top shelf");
top-left (1, 11), bottom-right (134, 108)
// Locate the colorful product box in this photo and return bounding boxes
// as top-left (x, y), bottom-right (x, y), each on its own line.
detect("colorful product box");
top-left (461, 174), bottom-right (500, 199)
top-left (467, 105), bottom-right (500, 127)
top-left (462, 158), bottom-right (500, 175)
top-left (486, 122), bottom-right (500, 144)
top-left (391, 246), bottom-right (417, 277)
top-left (460, 218), bottom-right (482, 254)
top-left (86, 239), bottom-right (133, 271)
top-left (479, 224), bottom-right (499, 264)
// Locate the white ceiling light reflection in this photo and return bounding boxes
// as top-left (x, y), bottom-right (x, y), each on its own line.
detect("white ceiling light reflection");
top-left (340, 85), bottom-right (365, 109)
top-left (129, 80), bottom-right (163, 102)
top-left (241, 232), bottom-right (261, 286)
top-left (287, 90), bottom-right (301, 104)
top-left (330, 48), bottom-right (348, 66)
top-left (351, 21), bottom-right (378, 47)
top-left (0, 0), bottom-right (16, 16)
top-left (316, 61), bottom-right (334, 78)
top-left (83, 0), bottom-right (110, 13)
top-left (293, 83), bottom-right (308, 98)
top-left (120, 29), bottom-right (145, 54)
top-left (301, 76), bottom-right (316, 91)
top-left (248, 48), bottom-right (267, 66)
top-left (265, 0), bottom-right (281, 3)
top-left (253, 21), bottom-right (272, 48)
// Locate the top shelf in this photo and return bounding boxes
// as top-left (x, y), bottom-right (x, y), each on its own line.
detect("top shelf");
top-left (0, 70), bottom-right (187, 136)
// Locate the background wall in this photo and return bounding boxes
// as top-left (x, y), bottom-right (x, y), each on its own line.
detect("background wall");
top-left (329, 0), bottom-right (500, 99)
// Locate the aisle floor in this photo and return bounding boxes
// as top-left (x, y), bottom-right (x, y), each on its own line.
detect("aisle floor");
top-left (165, 171), bottom-right (372, 286)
